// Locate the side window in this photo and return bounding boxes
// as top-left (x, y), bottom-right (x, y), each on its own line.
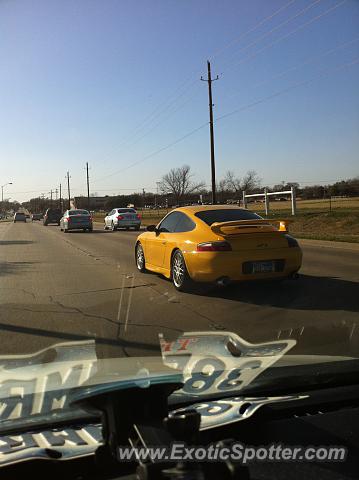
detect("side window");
top-left (158, 212), bottom-right (182, 233)
top-left (174, 213), bottom-right (196, 233)
top-left (109, 209), bottom-right (114, 215)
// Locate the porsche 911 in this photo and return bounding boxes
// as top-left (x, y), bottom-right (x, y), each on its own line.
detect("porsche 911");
top-left (135, 205), bottom-right (302, 291)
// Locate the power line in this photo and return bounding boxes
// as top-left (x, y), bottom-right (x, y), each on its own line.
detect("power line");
top-left (220, 0), bottom-right (323, 72)
top-left (215, 57), bottom-right (359, 123)
top-left (223, 36), bottom-right (359, 101)
top-left (89, 1), bottom-right (304, 171)
top-left (94, 56), bottom-right (358, 185)
top-left (223, 0), bottom-right (348, 74)
top-left (94, 122), bottom-right (209, 184)
top-left (211, 0), bottom-right (298, 60)
top-left (101, 84), bottom-right (202, 160)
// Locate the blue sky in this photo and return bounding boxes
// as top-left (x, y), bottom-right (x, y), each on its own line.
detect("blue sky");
top-left (0, 0), bottom-right (358, 202)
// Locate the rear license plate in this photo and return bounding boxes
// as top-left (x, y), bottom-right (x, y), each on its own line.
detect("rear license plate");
top-left (252, 261), bottom-right (274, 273)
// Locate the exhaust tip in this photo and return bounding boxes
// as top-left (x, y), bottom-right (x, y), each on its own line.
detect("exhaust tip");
top-left (216, 276), bottom-right (231, 287)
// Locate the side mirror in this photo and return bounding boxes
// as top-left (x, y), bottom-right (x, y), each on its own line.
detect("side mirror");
top-left (146, 224), bottom-right (157, 232)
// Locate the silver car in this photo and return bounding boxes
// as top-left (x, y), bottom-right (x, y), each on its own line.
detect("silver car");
top-left (104, 208), bottom-right (141, 231)
top-left (60, 209), bottom-right (93, 233)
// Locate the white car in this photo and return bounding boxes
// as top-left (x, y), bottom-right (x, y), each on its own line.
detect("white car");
top-left (104, 208), bottom-right (141, 231)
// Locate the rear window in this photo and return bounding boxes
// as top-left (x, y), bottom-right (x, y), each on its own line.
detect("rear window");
top-left (195, 209), bottom-right (262, 225)
top-left (15, 213), bottom-right (25, 217)
top-left (117, 209), bottom-right (136, 213)
top-left (69, 210), bottom-right (89, 215)
top-left (47, 209), bottom-right (61, 214)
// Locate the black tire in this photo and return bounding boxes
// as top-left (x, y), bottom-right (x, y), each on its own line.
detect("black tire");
top-left (63, 228), bottom-right (68, 233)
top-left (134, 226), bottom-right (141, 231)
top-left (135, 243), bottom-right (146, 272)
top-left (110, 221), bottom-right (117, 232)
top-left (88, 228), bottom-right (93, 232)
top-left (171, 250), bottom-right (194, 292)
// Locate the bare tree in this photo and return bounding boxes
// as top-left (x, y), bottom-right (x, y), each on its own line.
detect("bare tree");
top-left (160, 165), bottom-right (205, 205)
top-left (222, 170), bottom-right (261, 195)
top-left (240, 170), bottom-right (261, 192)
top-left (223, 170), bottom-right (241, 194)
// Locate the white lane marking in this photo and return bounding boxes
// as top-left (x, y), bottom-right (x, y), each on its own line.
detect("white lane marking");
top-left (124, 275), bottom-right (135, 333)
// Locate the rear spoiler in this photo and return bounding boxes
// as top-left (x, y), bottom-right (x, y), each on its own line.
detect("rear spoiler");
top-left (211, 219), bottom-right (292, 235)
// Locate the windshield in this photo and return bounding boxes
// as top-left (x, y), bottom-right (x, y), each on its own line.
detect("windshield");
top-left (0, 0), bottom-right (358, 436)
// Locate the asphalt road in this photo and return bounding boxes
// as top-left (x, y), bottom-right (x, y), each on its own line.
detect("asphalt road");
top-left (0, 220), bottom-right (358, 359)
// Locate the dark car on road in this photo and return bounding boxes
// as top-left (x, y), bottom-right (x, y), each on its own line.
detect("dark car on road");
top-left (31, 213), bottom-right (43, 221)
top-left (60, 209), bottom-right (93, 233)
top-left (13, 212), bottom-right (27, 223)
top-left (43, 208), bottom-right (62, 226)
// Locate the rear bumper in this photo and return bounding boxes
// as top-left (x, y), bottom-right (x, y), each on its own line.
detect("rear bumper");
top-left (66, 222), bottom-right (93, 230)
top-left (116, 221), bottom-right (141, 227)
top-left (183, 247), bottom-right (302, 282)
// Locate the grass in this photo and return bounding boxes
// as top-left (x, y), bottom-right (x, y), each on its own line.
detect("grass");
top-left (93, 204), bottom-right (359, 243)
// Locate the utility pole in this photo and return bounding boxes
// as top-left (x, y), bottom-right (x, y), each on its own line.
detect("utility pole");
top-left (86, 162), bottom-right (90, 211)
top-left (201, 60), bottom-right (219, 205)
top-left (59, 183), bottom-right (62, 210)
top-left (50, 190), bottom-right (53, 204)
top-left (66, 171), bottom-right (71, 209)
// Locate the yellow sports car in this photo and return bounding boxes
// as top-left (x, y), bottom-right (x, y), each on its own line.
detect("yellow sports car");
top-left (135, 205), bottom-right (302, 291)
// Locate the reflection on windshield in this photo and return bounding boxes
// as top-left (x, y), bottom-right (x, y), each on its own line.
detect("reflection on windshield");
top-left (0, 331), bottom-right (295, 429)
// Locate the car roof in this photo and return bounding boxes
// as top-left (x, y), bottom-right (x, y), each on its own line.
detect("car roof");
top-left (176, 204), bottom-right (245, 214)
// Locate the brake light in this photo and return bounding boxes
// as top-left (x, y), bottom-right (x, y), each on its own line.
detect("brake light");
top-left (117, 215), bottom-right (124, 220)
top-left (279, 221), bottom-right (287, 232)
top-left (65, 216), bottom-right (71, 221)
top-left (136, 214), bottom-right (141, 219)
top-left (197, 241), bottom-right (232, 252)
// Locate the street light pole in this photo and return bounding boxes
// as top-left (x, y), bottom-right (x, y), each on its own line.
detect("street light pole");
top-left (1, 182), bottom-right (13, 212)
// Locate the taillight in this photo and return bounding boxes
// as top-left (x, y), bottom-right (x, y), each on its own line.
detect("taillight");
top-left (136, 214), bottom-right (141, 219)
top-left (117, 215), bottom-right (124, 220)
top-left (197, 241), bottom-right (232, 252)
top-left (65, 216), bottom-right (70, 221)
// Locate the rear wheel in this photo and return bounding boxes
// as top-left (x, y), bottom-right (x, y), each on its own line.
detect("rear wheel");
top-left (134, 226), bottom-right (141, 231)
top-left (110, 221), bottom-right (117, 232)
top-left (135, 243), bottom-right (146, 272)
top-left (171, 250), bottom-right (194, 292)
